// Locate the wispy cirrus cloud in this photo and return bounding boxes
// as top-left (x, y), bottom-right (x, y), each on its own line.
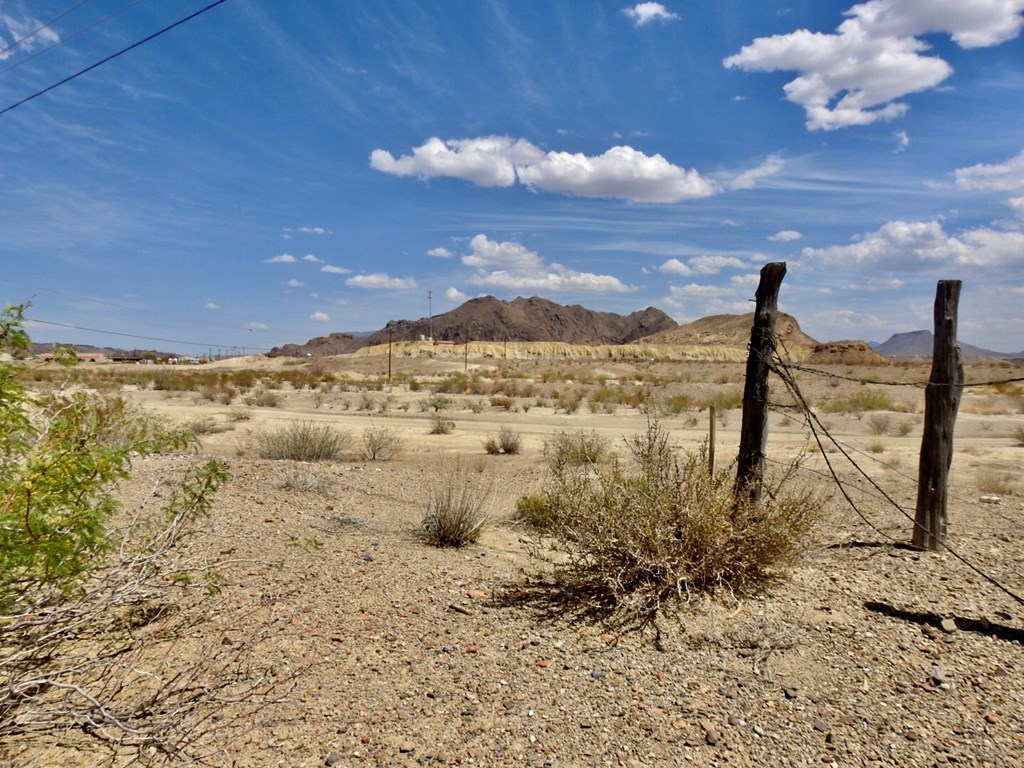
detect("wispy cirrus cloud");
top-left (0, 12), bottom-right (60, 61)
top-left (725, 0), bottom-right (1024, 130)
top-left (462, 234), bottom-right (632, 293)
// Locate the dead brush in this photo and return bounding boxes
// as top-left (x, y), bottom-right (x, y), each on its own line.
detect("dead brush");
top-left (519, 421), bottom-right (823, 626)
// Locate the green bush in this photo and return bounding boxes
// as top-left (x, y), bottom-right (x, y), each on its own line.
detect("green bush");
top-left (251, 421), bottom-right (352, 461)
top-left (1, 368), bottom-right (197, 608)
top-left (543, 429), bottom-right (608, 470)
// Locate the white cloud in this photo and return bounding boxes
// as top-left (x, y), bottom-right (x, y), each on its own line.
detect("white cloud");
top-left (297, 226), bottom-right (330, 235)
top-left (516, 145), bottom-right (717, 203)
top-left (622, 3), bottom-right (680, 27)
top-left (894, 130), bottom-right (910, 152)
top-left (658, 258), bottom-right (693, 276)
top-left (370, 136), bottom-right (544, 187)
top-left (769, 229), bottom-right (802, 241)
top-left (802, 219), bottom-right (1024, 269)
top-left (248, 322), bottom-right (269, 331)
top-left (204, 302), bottom-right (219, 310)
top-left (372, 136), bottom-right (717, 203)
top-left (345, 273), bottom-right (418, 290)
top-left (264, 253), bottom-right (296, 263)
top-left (310, 311), bottom-right (330, 322)
top-left (725, 0), bottom-right (1024, 130)
top-left (287, 279), bottom-right (304, 288)
top-left (730, 273), bottom-right (762, 287)
top-left (321, 264), bottom-right (351, 274)
top-left (726, 154), bottom-right (784, 190)
top-left (462, 234), bottom-right (631, 294)
top-left (668, 283), bottom-right (732, 299)
top-left (303, 254), bottom-right (321, 263)
top-left (953, 149), bottom-right (1024, 192)
top-left (689, 255), bottom-right (746, 274)
top-left (445, 287), bottom-right (470, 304)
top-left (428, 247), bottom-right (454, 258)
top-left (1008, 196), bottom-right (1024, 217)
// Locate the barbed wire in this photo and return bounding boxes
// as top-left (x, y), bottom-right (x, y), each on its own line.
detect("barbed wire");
top-left (781, 361), bottom-right (1024, 389)
top-left (767, 337), bottom-right (1024, 607)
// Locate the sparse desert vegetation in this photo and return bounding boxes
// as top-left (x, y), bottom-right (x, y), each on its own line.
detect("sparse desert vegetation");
top-left (4, 335), bottom-right (1024, 767)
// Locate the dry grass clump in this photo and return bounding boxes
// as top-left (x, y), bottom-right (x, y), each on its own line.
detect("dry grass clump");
top-left (520, 421), bottom-right (822, 623)
top-left (976, 469), bottom-right (1017, 496)
top-left (251, 421), bottom-right (352, 461)
top-left (421, 468), bottom-right (490, 547)
top-left (278, 471), bottom-right (332, 494)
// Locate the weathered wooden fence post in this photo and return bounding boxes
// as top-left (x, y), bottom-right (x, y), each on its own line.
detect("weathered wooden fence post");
top-left (912, 280), bottom-right (964, 550)
top-left (735, 261), bottom-right (787, 504)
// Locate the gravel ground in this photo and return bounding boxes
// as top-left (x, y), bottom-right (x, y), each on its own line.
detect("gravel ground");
top-left (6, 358), bottom-right (1024, 768)
top-left (75, 440), bottom-right (1023, 768)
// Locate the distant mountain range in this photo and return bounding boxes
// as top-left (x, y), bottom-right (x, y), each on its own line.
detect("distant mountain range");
top-left (872, 331), bottom-right (1023, 360)
top-left (268, 295), bottom-right (679, 356)
top-left (25, 297), bottom-right (1021, 362)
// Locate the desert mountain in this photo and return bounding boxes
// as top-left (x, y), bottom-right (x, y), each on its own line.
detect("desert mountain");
top-left (641, 312), bottom-right (818, 349)
top-left (875, 331), bottom-right (1018, 359)
top-left (268, 296), bottom-right (678, 357)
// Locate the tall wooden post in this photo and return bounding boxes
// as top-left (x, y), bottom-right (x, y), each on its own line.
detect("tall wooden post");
top-left (735, 262), bottom-right (787, 504)
top-left (912, 281), bottom-right (964, 550)
top-left (387, 328), bottom-right (393, 383)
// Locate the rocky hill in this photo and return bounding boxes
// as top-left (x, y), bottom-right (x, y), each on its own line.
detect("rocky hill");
top-left (268, 296), bottom-right (678, 357)
top-left (641, 312), bottom-right (817, 349)
top-left (875, 331), bottom-right (1020, 359)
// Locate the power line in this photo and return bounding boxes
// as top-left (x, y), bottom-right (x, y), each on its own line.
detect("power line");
top-left (0, 276), bottom-right (253, 336)
top-left (0, 0), bottom-right (94, 58)
top-left (0, 0), bottom-right (230, 118)
top-left (27, 316), bottom-right (261, 352)
top-left (0, 0), bottom-right (149, 80)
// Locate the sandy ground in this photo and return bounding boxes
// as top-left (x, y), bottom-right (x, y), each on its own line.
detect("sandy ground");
top-left (6, 354), bottom-right (1024, 767)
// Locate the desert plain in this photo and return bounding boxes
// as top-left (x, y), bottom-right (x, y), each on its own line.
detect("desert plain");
top-left (6, 342), bottom-right (1024, 768)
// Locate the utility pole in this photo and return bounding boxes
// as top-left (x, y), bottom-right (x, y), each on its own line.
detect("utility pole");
top-left (427, 291), bottom-right (433, 343)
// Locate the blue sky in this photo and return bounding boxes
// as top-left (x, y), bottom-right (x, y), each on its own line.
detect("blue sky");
top-left (2, 0), bottom-right (1023, 355)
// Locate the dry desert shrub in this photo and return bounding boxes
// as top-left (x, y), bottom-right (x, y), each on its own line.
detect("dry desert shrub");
top-left (421, 468), bottom-right (490, 547)
top-left (823, 387), bottom-right (893, 413)
top-left (429, 412), bottom-right (456, 434)
top-left (518, 421), bottom-right (822, 624)
top-left (361, 424), bottom-right (401, 461)
top-left (1012, 424), bottom-right (1024, 447)
top-left (251, 421), bottom-right (352, 461)
top-left (866, 413), bottom-right (892, 435)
